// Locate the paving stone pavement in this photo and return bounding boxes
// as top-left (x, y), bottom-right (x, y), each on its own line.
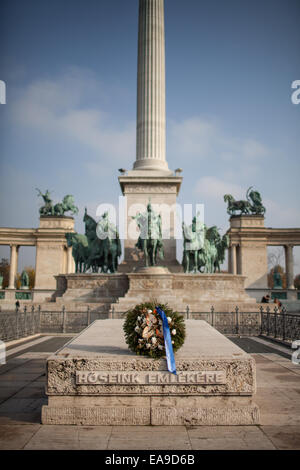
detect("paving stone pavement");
top-left (0, 335), bottom-right (299, 450)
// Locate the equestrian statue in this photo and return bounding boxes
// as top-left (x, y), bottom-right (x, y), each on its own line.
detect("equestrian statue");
top-left (66, 209), bottom-right (121, 274)
top-left (182, 214), bottom-right (229, 274)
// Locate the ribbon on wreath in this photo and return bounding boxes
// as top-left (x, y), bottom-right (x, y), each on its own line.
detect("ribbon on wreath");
top-left (155, 306), bottom-right (177, 375)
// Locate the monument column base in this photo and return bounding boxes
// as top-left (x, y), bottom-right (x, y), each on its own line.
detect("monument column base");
top-left (118, 173), bottom-right (182, 270)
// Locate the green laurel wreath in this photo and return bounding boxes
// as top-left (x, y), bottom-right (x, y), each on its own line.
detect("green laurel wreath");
top-left (123, 301), bottom-right (186, 359)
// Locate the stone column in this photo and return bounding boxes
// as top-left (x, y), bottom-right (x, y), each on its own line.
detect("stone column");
top-left (15, 245), bottom-right (20, 280)
top-left (231, 245), bottom-right (237, 275)
top-left (8, 244), bottom-right (17, 289)
top-left (67, 246), bottom-right (74, 274)
top-left (134, 0), bottom-right (169, 172)
top-left (285, 245), bottom-right (295, 289)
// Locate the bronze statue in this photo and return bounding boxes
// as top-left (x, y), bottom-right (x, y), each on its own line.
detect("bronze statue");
top-left (246, 187), bottom-right (266, 215)
top-left (53, 195), bottom-right (79, 216)
top-left (133, 202), bottom-right (164, 267)
top-left (20, 270), bottom-right (29, 289)
top-left (76, 208), bottom-right (122, 273)
top-left (273, 267), bottom-right (283, 289)
top-left (182, 220), bottom-right (229, 274)
top-left (37, 189), bottom-right (79, 217)
top-left (182, 214), bottom-right (205, 273)
top-left (65, 233), bottom-right (89, 273)
top-left (36, 189), bottom-right (54, 216)
top-left (223, 194), bottom-right (251, 216)
top-left (224, 187), bottom-right (266, 216)
top-left (96, 211), bottom-right (121, 273)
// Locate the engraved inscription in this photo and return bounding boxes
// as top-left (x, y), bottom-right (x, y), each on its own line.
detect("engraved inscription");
top-left (76, 371), bottom-right (226, 385)
top-left (125, 185), bottom-right (177, 194)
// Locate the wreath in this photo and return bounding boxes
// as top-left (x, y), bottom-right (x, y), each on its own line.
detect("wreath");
top-left (123, 301), bottom-right (186, 359)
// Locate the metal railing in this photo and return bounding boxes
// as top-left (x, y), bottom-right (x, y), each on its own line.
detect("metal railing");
top-left (0, 304), bottom-right (299, 344)
top-left (260, 306), bottom-right (300, 343)
top-left (110, 305), bottom-right (261, 336)
top-left (183, 306), bottom-right (261, 336)
top-left (0, 306), bottom-right (41, 342)
top-left (0, 306), bottom-right (106, 342)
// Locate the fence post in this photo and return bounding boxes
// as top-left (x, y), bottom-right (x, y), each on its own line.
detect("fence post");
top-left (235, 306), bottom-right (239, 335)
top-left (31, 305), bottom-right (34, 336)
top-left (186, 305), bottom-right (190, 320)
top-left (274, 306), bottom-right (278, 338)
top-left (282, 308), bottom-right (286, 342)
top-left (259, 306), bottom-right (264, 335)
top-left (62, 306), bottom-right (66, 333)
top-left (266, 306), bottom-right (270, 336)
top-left (87, 306), bottom-right (91, 326)
top-left (15, 308), bottom-right (19, 339)
top-left (211, 306), bottom-right (215, 327)
top-left (38, 305), bottom-right (41, 333)
top-left (24, 306), bottom-right (27, 337)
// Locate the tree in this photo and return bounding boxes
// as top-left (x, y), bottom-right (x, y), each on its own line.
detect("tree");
top-left (294, 274), bottom-right (300, 290)
top-left (268, 247), bottom-right (284, 270)
top-left (0, 258), bottom-right (10, 289)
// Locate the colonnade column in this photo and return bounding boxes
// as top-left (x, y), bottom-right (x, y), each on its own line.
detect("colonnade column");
top-left (67, 246), bottom-right (74, 274)
top-left (285, 244), bottom-right (294, 289)
top-left (231, 244), bottom-right (237, 275)
top-left (134, 0), bottom-right (169, 171)
top-left (8, 244), bottom-right (18, 289)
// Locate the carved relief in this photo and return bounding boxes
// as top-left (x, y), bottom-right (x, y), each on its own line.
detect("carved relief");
top-left (129, 278), bottom-right (171, 290)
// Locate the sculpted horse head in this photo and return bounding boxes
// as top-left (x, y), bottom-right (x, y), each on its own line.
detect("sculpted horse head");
top-left (224, 194), bottom-right (234, 204)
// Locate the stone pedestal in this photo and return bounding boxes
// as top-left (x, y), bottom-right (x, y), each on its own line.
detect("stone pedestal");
top-left (112, 272), bottom-right (257, 313)
top-left (42, 319), bottom-right (259, 426)
top-left (227, 216), bottom-right (268, 289)
top-left (52, 271), bottom-right (257, 314)
top-left (53, 273), bottom-right (129, 311)
top-left (34, 216), bottom-right (75, 290)
top-left (118, 175), bottom-right (182, 271)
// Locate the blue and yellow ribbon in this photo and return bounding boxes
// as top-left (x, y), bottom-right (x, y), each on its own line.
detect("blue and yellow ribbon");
top-left (155, 306), bottom-right (177, 375)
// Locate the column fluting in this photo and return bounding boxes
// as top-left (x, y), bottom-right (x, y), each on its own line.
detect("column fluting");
top-left (134, 0), bottom-right (168, 171)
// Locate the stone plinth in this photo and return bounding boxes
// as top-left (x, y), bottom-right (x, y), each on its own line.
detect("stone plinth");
top-left (111, 271), bottom-right (257, 314)
top-left (35, 216), bottom-right (75, 291)
top-left (118, 175), bottom-right (182, 269)
top-left (227, 215), bottom-right (268, 289)
top-left (52, 271), bottom-right (258, 313)
top-left (42, 319), bottom-right (259, 426)
top-left (229, 215), bottom-right (265, 229)
top-left (54, 273), bottom-right (129, 302)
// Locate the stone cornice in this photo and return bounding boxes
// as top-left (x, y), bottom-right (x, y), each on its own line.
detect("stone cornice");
top-left (0, 222), bottom-right (75, 246)
top-left (118, 175), bottom-right (182, 195)
top-left (227, 226), bottom-right (300, 245)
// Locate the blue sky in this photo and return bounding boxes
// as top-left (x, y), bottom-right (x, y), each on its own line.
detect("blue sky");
top-left (0, 0), bottom-right (299, 271)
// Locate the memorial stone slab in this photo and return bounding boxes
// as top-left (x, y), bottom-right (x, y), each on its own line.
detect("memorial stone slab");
top-left (42, 320), bottom-right (260, 425)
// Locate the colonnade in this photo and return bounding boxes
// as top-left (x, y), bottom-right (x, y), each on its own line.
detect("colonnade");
top-left (5, 243), bottom-right (74, 290)
top-left (229, 243), bottom-right (296, 289)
